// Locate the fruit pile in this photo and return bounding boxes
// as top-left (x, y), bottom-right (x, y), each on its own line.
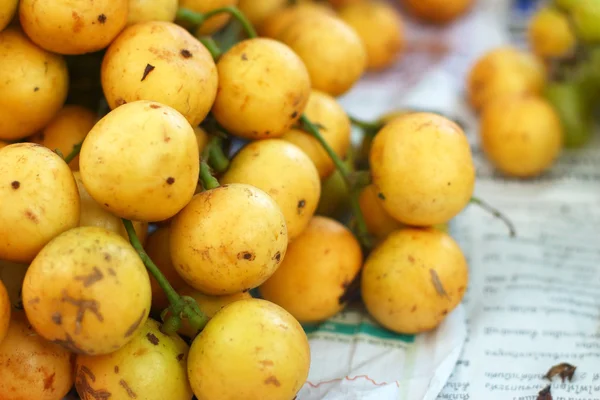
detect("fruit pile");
top-left (467, 0), bottom-right (600, 179)
top-left (0, 1), bottom-right (492, 399)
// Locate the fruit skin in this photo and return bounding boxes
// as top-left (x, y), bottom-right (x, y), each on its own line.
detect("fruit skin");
top-left (0, 311), bottom-right (75, 400)
top-left (259, 3), bottom-right (335, 38)
top-left (281, 89), bottom-right (351, 179)
top-left (0, 143), bottom-right (80, 263)
top-left (30, 105), bottom-right (97, 171)
top-left (467, 46), bottom-right (546, 111)
top-left (101, 21), bottom-right (218, 126)
top-left (259, 216), bottom-right (363, 323)
top-left (528, 7), bottom-right (576, 58)
top-left (0, 280), bottom-right (9, 344)
top-left (178, 0), bottom-right (238, 35)
top-left (361, 228), bottom-right (468, 334)
top-left (75, 318), bottom-right (193, 400)
top-left (170, 183), bottom-right (288, 295)
top-left (359, 183), bottom-right (404, 242)
top-left (187, 298), bottom-right (310, 400)
top-left (212, 38), bottom-right (311, 140)
top-left (19, 0), bottom-right (128, 55)
top-left (401, 0), bottom-right (474, 24)
top-left (369, 112), bottom-right (475, 226)
top-left (22, 226), bottom-right (152, 356)
top-left (127, 0), bottom-right (179, 25)
top-left (277, 13), bottom-right (367, 97)
top-left (544, 81), bottom-right (593, 148)
top-left (480, 95), bottom-right (563, 178)
top-left (0, 27), bottom-right (69, 141)
top-left (338, 1), bottom-right (405, 71)
top-left (573, 0), bottom-right (600, 42)
top-left (0, 0), bottom-right (17, 32)
top-left (79, 100), bottom-right (199, 222)
top-left (238, 0), bottom-right (287, 27)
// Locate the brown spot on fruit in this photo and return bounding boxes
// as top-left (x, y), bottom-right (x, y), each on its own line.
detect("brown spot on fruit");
top-left (34, 87), bottom-right (39, 92)
top-left (141, 64), bottom-right (155, 81)
top-left (76, 364), bottom-right (112, 399)
top-left (124, 308), bottom-right (147, 337)
top-left (28, 297), bottom-right (40, 305)
top-left (290, 111), bottom-right (298, 118)
top-left (442, 309), bottom-right (448, 316)
top-left (297, 199), bottom-right (306, 212)
top-left (51, 312), bottom-right (62, 325)
top-left (11, 181), bottom-right (20, 189)
top-left (53, 333), bottom-right (88, 355)
top-left (430, 270), bottom-right (449, 299)
top-left (80, 366), bottom-right (95, 382)
top-left (115, 98), bottom-right (127, 106)
top-left (264, 376), bottom-right (281, 387)
top-left (114, 366), bottom-right (119, 374)
top-left (411, 305), bottom-right (417, 312)
top-left (146, 333), bottom-right (159, 345)
top-left (43, 372), bottom-right (55, 390)
top-left (180, 49), bottom-right (192, 58)
top-left (72, 11), bottom-right (84, 32)
top-left (74, 267), bottom-right (104, 287)
top-left (259, 360), bottom-right (274, 367)
top-left (108, 268), bottom-right (116, 276)
top-left (166, 177), bottom-right (175, 185)
top-left (98, 14), bottom-right (107, 24)
top-left (408, 255), bottom-right (415, 263)
top-left (176, 353), bottom-right (184, 361)
top-left (378, 192), bottom-right (386, 200)
top-left (119, 379), bottom-right (137, 398)
top-left (61, 291), bottom-right (104, 334)
top-left (149, 104), bottom-right (161, 109)
top-left (241, 53), bottom-right (248, 60)
top-left (237, 251), bottom-right (256, 261)
top-left (104, 253), bottom-right (111, 261)
top-left (272, 251), bottom-right (281, 262)
top-left (25, 209), bottom-right (39, 223)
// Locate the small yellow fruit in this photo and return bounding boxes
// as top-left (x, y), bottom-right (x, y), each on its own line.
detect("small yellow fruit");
top-left (528, 8), bottom-right (575, 58)
top-left (238, 0), bottom-right (287, 27)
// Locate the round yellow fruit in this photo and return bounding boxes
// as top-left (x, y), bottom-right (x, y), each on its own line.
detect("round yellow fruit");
top-left (19, 0), bottom-right (128, 55)
top-left (222, 139), bottom-right (321, 240)
top-left (0, 311), bottom-right (74, 400)
top-left (212, 38), bottom-right (311, 140)
top-left (101, 21), bottom-right (218, 126)
top-left (369, 112), bottom-right (475, 226)
top-left (528, 7), bottom-right (575, 58)
top-left (259, 2), bottom-right (335, 38)
top-left (278, 13), bottom-right (367, 97)
top-left (0, 27), bottom-right (69, 140)
top-left (282, 89), bottom-right (351, 178)
top-left (361, 228), bottom-right (468, 334)
top-left (0, 0), bottom-right (17, 32)
top-left (238, 0), bottom-right (287, 27)
top-left (0, 143), bottom-right (80, 263)
top-left (75, 318), bottom-right (193, 400)
top-left (22, 226), bottom-right (152, 356)
top-left (0, 280), bottom-right (9, 344)
top-left (480, 95), bottom-right (563, 178)
top-left (467, 46), bottom-right (546, 111)
top-left (188, 299), bottom-right (310, 400)
top-left (401, 0), bottom-right (474, 24)
top-left (79, 100), bottom-right (199, 222)
top-left (127, 0), bottom-right (179, 25)
top-left (260, 216), bottom-right (362, 323)
top-left (339, 1), bottom-right (405, 70)
top-left (179, 0), bottom-right (238, 35)
top-left (170, 183), bottom-right (288, 295)
top-left (30, 105), bottom-right (97, 171)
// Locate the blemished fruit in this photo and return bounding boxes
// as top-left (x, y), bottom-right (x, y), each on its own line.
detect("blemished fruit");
top-left (361, 228), bottom-right (469, 334)
top-left (0, 143), bottom-right (80, 263)
top-left (401, 0), bottom-right (474, 24)
top-left (75, 318), bottom-right (193, 400)
top-left (19, 0), bottom-right (128, 55)
top-left (79, 100), bottom-right (199, 222)
top-left (0, 0), bottom-right (17, 32)
top-left (259, 3), bottom-right (335, 38)
top-left (338, 1), bottom-right (405, 71)
top-left (178, 0), bottom-right (238, 35)
top-left (0, 280), bottom-right (9, 344)
top-left (369, 112), bottom-right (475, 226)
top-left (187, 299), bottom-right (311, 400)
top-left (281, 89), bottom-right (352, 179)
top-left (0, 311), bottom-right (75, 400)
top-left (221, 139), bottom-right (321, 241)
top-left (211, 38), bottom-right (311, 140)
top-left (528, 7), bottom-right (576, 58)
top-left (127, 0), bottom-right (179, 25)
top-left (277, 12), bottom-right (367, 97)
top-left (170, 183), bottom-right (288, 295)
top-left (573, 0), bottom-right (600, 42)
top-left (101, 21), bottom-right (218, 126)
top-left (22, 226), bottom-right (152, 356)
top-left (480, 95), bottom-right (563, 178)
top-left (238, 0), bottom-right (287, 27)
top-left (259, 216), bottom-right (363, 323)
top-left (359, 183), bottom-right (404, 242)
top-left (467, 46), bottom-right (546, 111)
top-left (30, 105), bottom-right (97, 171)
top-left (0, 27), bottom-right (69, 141)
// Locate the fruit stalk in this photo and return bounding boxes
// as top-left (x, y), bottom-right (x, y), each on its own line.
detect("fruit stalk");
top-left (206, 136), bottom-right (230, 173)
top-left (200, 160), bottom-right (220, 190)
top-left (349, 115), bottom-right (382, 136)
top-left (63, 141), bottom-right (83, 164)
top-left (198, 36), bottom-right (223, 59)
top-left (470, 197), bottom-right (516, 237)
top-left (176, 6), bottom-right (258, 38)
top-left (122, 219), bottom-right (208, 334)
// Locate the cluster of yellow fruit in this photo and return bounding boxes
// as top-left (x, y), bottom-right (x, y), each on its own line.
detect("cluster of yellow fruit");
top-left (0, 0), bottom-right (479, 399)
top-left (467, 0), bottom-right (600, 179)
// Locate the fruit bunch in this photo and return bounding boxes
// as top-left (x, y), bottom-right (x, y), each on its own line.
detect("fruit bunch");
top-left (466, 0), bottom-right (600, 179)
top-left (0, 1), bottom-right (503, 399)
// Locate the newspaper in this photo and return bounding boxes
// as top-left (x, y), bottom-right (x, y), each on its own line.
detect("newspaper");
top-left (300, 0), bottom-right (600, 399)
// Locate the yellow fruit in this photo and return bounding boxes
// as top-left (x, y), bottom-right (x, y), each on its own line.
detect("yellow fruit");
top-left (127, 0), bottom-right (179, 25)
top-left (278, 13), bottom-right (367, 97)
top-left (281, 89), bottom-right (351, 178)
top-left (19, 0), bottom-right (128, 54)
top-left (361, 228), bottom-right (468, 334)
top-left (178, 0), bottom-right (238, 35)
top-left (528, 7), bottom-right (575, 58)
top-left (401, 0), bottom-right (474, 24)
top-left (222, 139), bottom-right (321, 241)
top-left (238, 0), bottom-right (287, 27)
top-left (79, 100), bottom-right (199, 222)
top-left (212, 38), bottom-right (311, 140)
top-left (260, 216), bottom-right (363, 323)
top-left (0, 143), bottom-right (80, 263)
top-left (75, 318), bottom-right (193, 400)
top-left (0, 0), bottom-right (17, 32)
top-left (339, 1), bottom-right (405, 70)
top-left (369, 112), bottom-right (475, 226)
top-left (259, 2), bottom-right (335, 38)
top-left (187, 299), bottom-right (310, 400)
top-left (101, 21), bottom-right (218, 126)
top-left (170, 183), bottom-right (288, 295)
top-left (0, 27), bottom-right (69, 140)
top-left (480, 95), bottom-right (563, 178)
top-left (359, 183), bottom-right (404, 242)
top-left (22, 226), bottom-right (152, 355)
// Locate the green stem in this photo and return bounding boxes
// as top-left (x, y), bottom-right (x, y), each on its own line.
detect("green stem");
top-left (176, 7), bottom-right (204, 26)
top-left (200, 161), bottom-right (220, 190)
top-left (470, 197), bottom-right (516, 238)
top-left (349, 115), bottom-right (382, 136)
top-left (300, 115), bottom-right (373, 249)
top-left (176, 6), bottom-right (257, 39)
top-left (63, 141), bottom-right (83, 164)
top-left (207, 136), bottom-right (230, 173)
top-left (199, 37), bottom-right (223, 60)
